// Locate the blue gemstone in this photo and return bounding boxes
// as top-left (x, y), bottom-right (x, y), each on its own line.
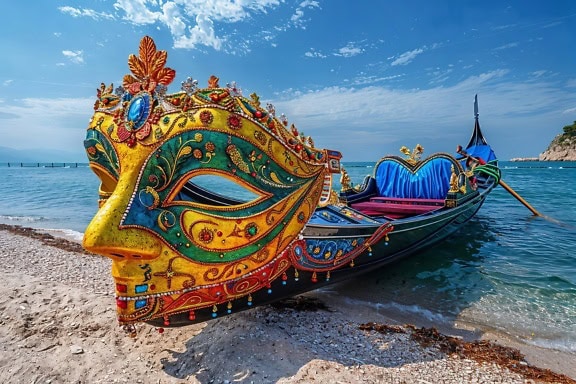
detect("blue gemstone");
top-left (126, 93), bottom-right (150, 130)
top-left (128, 97), bottom-right (144, 121)
top-left (135, 299), bottom-right (147, 309)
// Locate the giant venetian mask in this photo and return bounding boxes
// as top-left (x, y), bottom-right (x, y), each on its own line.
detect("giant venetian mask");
top-left (83, 36), bottom-right (341, 326)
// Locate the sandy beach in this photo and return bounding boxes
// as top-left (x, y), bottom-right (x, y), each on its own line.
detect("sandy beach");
top-left (0, 224), bottom-right (574, 384)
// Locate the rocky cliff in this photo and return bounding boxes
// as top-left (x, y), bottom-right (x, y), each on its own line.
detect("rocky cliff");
top-left (539, 134), bottom-right (576, 161)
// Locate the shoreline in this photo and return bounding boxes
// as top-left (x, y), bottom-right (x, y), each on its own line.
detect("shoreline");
top-left (1, 224), bottom-right (574, 383)
top-left (311, 289), bottom-right (576, 379)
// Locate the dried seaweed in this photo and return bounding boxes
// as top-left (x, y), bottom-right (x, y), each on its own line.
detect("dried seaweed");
top-left (0, 224), bottom-right (94, 255)
top-left (360, 322), bottom-right (576, 384)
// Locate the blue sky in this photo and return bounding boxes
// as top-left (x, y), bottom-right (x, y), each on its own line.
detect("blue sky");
top-left (1, 1), bottom-right (575, 161)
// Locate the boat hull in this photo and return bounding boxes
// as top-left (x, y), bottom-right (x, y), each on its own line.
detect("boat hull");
top-left (146, 181), bottom-right (494, 327)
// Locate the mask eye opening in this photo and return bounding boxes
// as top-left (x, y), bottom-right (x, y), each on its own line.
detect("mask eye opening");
top-left (171, 174), bottom-right (264, 208)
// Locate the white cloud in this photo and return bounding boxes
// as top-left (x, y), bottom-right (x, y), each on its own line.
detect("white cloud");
top-left (495, 42), bottom-right (518, 50)
top-left (305, 42), bottom-right (364, 59)
top-left (291, 1), bottom-right (320, 28)
top-left (62, 50), bottom-right (85, 64)
top-left (59, 1), bottom-right (319, 53)
top-left (272, 69), bottom-right (574, 160)
top-left (113, 0), bottom-right (162, 24)
top-left (3, 80), bottom-right (13, 86)
top-left (108, 0), bottom-right (283, 51)
top-left (58, 6), bottom-right (115, 20)
top-left (173, 13), bottom-right (223, 50)
top-left (491, 23), bottom-right (517, 32)
top-left (390, 48), bottom-right (425, 66)
top-left (350, 74), bottom-right (404, 86)
top-left (530, 70), bottom-right (548, 78)
top-left (304, 49), bottom-right (327, 59)
top-left (0, 97), bottom-right (94, 155)
top-left (335, 43), bottom-right (363, 58)
top-left (427, 67), bottom-right (454, 85)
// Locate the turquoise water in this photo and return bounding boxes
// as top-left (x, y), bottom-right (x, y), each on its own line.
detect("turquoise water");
top-left (340, 161), bottom-right (576, 353)
top-left (0, 164), bottom-right (99, 239)
top-left (0, 161), bottom-right (575, 353)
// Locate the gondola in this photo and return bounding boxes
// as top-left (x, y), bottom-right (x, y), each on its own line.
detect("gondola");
top-left (82, 36), bottom-right (500, 329)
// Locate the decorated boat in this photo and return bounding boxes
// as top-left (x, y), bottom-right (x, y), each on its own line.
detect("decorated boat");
top-left (82, 36), bottom-right (501, 330)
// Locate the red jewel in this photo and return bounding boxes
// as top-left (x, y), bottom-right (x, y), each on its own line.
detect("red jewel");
top-left (158, 328), bottom-right (165, 334)
top-left (255, 111), bottom-right (262, 118)
top-left (251, 172), bottom-right (256, 177)
top-left (295, 144), bottom-right (303, 151)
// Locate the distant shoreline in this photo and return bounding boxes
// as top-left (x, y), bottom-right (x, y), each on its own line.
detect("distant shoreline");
top-left (509, 157), bottom-right (539, 162)
top-left (0, 162), bottom-right (88, 167)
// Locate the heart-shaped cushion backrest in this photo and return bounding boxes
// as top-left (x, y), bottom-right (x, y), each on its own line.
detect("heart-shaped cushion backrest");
top-left (374, 154), bottom-right (462, 199)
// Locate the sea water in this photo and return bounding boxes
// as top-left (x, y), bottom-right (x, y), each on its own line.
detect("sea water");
top-left (338, 161), bottom-right (576, 354)
top-left (0, 161), bottom-right (575, 353)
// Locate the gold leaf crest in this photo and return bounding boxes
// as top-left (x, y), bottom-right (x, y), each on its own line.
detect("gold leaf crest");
top-left (124, 36), bottom-right (176, 89)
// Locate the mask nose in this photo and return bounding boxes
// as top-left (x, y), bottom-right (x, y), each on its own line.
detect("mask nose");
top-left (83, 179), bottom-right (162, 261)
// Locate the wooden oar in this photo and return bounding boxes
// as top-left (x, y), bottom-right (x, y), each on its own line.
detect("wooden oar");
top-left (497, 179), bottom-right (542, 216)
top-left (456, 147), bottom-right (542, 217)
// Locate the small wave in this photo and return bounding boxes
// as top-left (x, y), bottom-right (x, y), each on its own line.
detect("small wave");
top-left (332, 294), bottom-right (449, 324)
top-left (36, 228), bottom-right (85, 243)
top-left (528, 336), bottom-right (576, 353)
top-left (0, 215), bottom-right (47, 223)
top-left (373, 301), bottom-right (449, 323)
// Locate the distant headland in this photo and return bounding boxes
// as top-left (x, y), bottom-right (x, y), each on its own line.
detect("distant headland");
top-left (510, 121), bottom-right (575, 162)
top-left (538, 120), bottom-right (576, 161)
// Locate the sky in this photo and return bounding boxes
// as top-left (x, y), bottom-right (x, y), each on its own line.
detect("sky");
top-left (1, 1), bottom-right (575, 162)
